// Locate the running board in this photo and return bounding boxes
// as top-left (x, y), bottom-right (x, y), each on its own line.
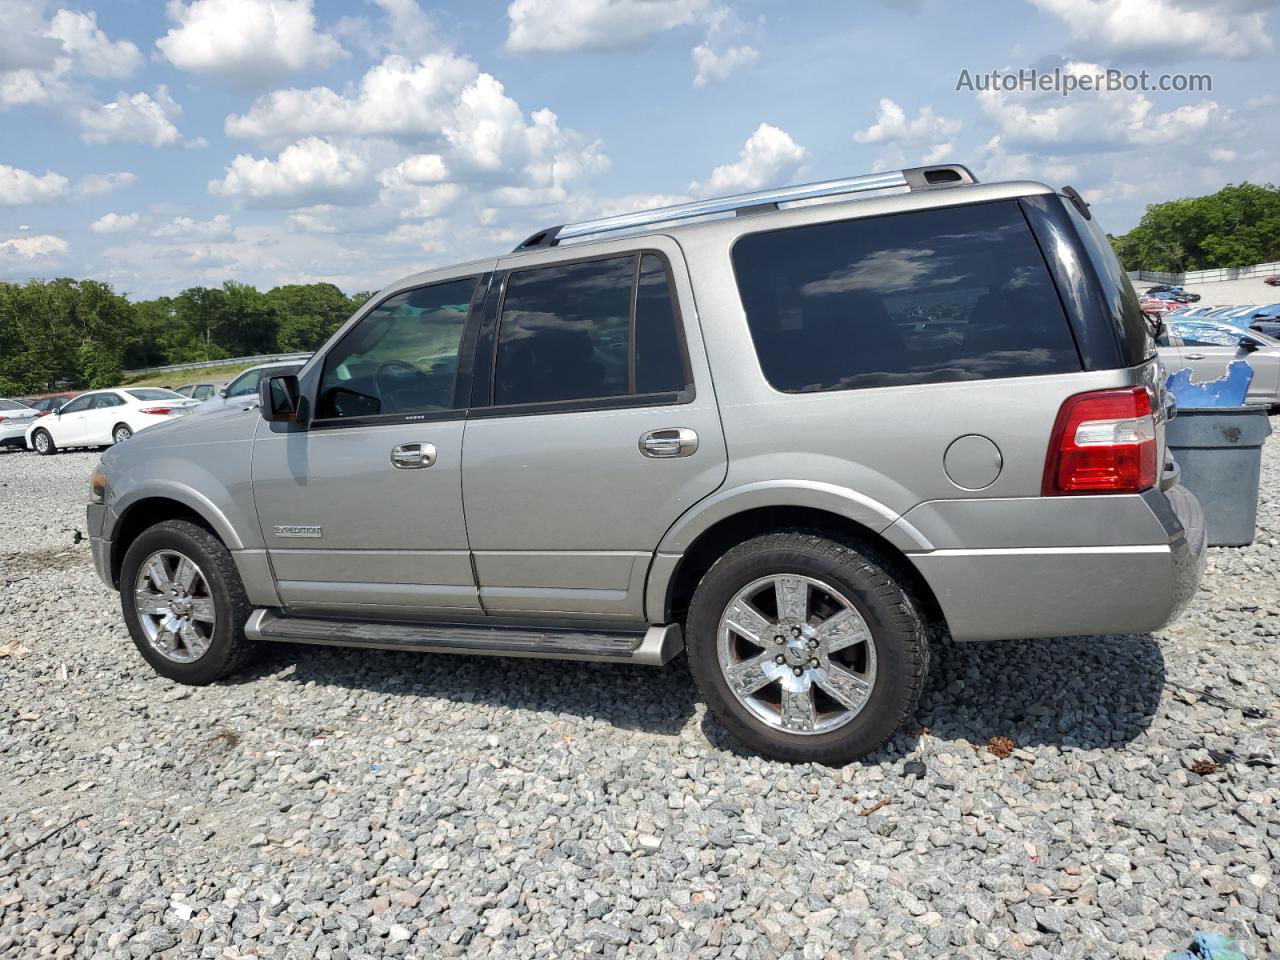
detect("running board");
top-left (244, 610), bottom-right (684, 666)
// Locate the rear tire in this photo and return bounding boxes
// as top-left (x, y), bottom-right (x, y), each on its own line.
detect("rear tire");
top-left (31, 429), bottom-right (55, 455)
top-left (112, 423), bottom-right (132, 444)
top-left (120, 519), bottom-right (257, 684)
top-left (685, 530), bottom-right (929, 765)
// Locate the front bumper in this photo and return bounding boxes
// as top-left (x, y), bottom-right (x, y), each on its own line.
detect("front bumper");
top-left (903, 484), bottom-right (1206, 642)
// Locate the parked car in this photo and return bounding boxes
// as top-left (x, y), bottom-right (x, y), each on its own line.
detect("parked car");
top-left (191, 361), bottom-right (305, 415)
top-left (174, 381), bottom-right (226, 401)
top-left (27, 388), bottom-right (200, 454)
top-left (1264, 275), bottom-right (1280, 286)
top-left (86, 164), bottom-right (1205, 764)
top-left (24, 391), bottom-right (80, 417)
top-left (1157, 320), bottom-right (1280, 406)
top-left (1227, 303), bottom-right (1280, 326)
top-left (0, 398), bottom-right (38, 450)
top-left (1144, 285), bottom-right (1200, 302)
top-left (1139, 298), bottom-right (1177, 315)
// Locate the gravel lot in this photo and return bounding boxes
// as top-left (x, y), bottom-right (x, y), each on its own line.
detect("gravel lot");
top-left (1, 438), bottom-right (1277, 960)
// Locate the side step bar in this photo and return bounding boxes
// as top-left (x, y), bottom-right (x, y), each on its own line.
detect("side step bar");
top-left (244, 609), bottom-right (684, 666)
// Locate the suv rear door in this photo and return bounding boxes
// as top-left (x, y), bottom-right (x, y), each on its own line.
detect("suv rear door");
top-left (461, 237), bottom-right (727, 621)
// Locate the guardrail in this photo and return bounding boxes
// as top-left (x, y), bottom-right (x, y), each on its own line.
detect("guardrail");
top-left (1128, 261), bottom-right (1280, 286)
top-left (124, 353), bottom-right (312, 377)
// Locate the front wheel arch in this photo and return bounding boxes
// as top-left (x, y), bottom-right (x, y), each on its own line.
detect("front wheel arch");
top-left (109, 498), bottom-right (212, 588)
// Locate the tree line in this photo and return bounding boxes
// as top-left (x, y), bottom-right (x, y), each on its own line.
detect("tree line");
top-left (0, 280), bottom-right (371, 395)
top-left (1109, 182), bottom-right (1280, 274)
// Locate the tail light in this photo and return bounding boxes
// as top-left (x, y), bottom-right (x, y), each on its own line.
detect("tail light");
top-left (1042, 386), bottom-right (1157, 495)
top-left (141, 407), bottom-right (173, 416)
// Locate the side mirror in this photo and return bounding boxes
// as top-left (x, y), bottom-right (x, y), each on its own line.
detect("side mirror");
top-left (218, 388), bottom-right (228, 398)
top-left (1241, 339), bottom-right (1260, 353)
top-left (259, 374), bottom-right (307, 424)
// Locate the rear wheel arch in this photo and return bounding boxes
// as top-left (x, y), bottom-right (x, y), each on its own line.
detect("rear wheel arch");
top-left (659, 505), bottom-right (944, 630)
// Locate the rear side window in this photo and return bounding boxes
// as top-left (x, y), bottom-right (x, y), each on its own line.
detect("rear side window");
top-left (494, 253), bottom-right (688, 406)
top-left (1061, 198), bottom-right (1154, 365)
top-left (732, 202), bottom-right (1080, 393)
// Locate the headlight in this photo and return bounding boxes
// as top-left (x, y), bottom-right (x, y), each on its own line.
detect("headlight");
top-left (89, 463), bottom-right (108, 504)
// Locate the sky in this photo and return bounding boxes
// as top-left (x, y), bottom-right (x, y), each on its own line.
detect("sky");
top-left (0, 0), bottom-right (1277, 299)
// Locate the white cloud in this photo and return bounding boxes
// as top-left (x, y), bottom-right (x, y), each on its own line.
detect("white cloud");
top-left (975, 60), bottom-right (1225, 151)
top-left (335, 0), bottom-right (438, 58)
top-left (1210, 147), bottom-right (1237, 164)
top-left (79, 86), bottom-right (187, 147)
top-left (156, 0), bottom-right (345, 90)
top-left (0, 234), bottom-right (68, 259)
top-left (76, 171), bottom-right (137, 196)
top-left (151, 214), bottom-right (235, 240)
top-left (689, 123), bottom-right (808, 196)
top-left (0, 1), bottom-right (63, 73)
top-left (0, 164), bottom-right (69, 205)
top-left (1030, 0), bottom-right (1274, 60)
top-left (90, 212), bottom-right (140, 234)
top-left (226, 53), bottom-right (477, 142)
top-left (506, 0), bottom-right (709, 52)
top-left (47, 10), bottom-right (142, 78)
top-left (692, 40), bottom-right (758, 87)
top-left (692, 7), bottom-right (760, 87)
top-left (210, 137), bottom-right (377, 208)
top-left (854, 98), bottom-right (961, 145)
top-left (975, 136), bottom-right (1081, 184)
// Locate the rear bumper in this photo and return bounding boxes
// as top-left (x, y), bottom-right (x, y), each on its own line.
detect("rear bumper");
top-left (902, 485), bottom-right (1206, 642)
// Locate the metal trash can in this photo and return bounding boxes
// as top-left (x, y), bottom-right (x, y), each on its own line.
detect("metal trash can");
top-left (1165, 406), bottom-right (1272, 547)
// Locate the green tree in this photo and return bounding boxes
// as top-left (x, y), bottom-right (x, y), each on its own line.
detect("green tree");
top-left (266, 282), bottom-right (360, 351)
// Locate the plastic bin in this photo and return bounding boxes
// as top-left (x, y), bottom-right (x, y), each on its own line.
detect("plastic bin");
top-left (1165, 406), bottom-right (1272, 547)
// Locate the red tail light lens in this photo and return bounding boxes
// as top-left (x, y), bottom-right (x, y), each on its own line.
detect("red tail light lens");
top-left (1042, 387), bottom-right (1157, 495)
top-left (141, 407), bottom-right (173, 416)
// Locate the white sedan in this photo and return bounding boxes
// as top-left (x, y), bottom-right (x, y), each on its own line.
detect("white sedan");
top-left (0, 398), bottom-right (38, 451)
top-left (26, 388), bottom-right (200, 454)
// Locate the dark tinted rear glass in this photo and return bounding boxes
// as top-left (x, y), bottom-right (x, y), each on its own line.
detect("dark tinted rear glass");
top-left (634, 254), bottom-right (687, 394)
top-left (732, 201), bottom-right (1080, 393)
top-left (1061, 199), bottom-right (1154, 365)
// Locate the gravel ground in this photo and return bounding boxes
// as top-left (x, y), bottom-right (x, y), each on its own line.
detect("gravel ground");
top-left (0, 439), bottom-right (1277, 960)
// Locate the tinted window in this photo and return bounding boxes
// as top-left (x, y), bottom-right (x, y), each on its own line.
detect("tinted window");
top-left (634, 254), bottom-right (687, 394)
top-left (732, 202), bottom-right (1080, 393)
top-left (318, 278), bottom-right (477, 419)
top-left (227, 371), bottom-right (260, 398)
top-left (126, 389), bottom-right (183, 401)
top-left (193, 385), bottom-right (215, 400)
top-left (89, 394), bottom-right (124, 409)
top-left (495, 256), bottom-right (634, 405)
top-left (174, 385), bottom-right (194, 397)
top-left (0, 399), bottom-right (25, 411)
top-left (1062, 198), bottom-right (1154, 364)
top-left (60, 395), bottom-right (92, 414)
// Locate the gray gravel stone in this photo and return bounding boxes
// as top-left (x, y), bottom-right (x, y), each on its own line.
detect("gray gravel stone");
top-left (1, 433), bottom-right (1278, 960)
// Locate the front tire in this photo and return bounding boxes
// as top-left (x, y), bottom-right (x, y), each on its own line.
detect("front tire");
top-left (31, 429), bottom-right (55, 455)
top-left (120, 519), bottom-right (256, 684)
top-left (685, 531), bottom-right (929, 765)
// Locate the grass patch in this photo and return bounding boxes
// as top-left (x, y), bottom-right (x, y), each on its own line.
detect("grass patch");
top-left (121, 361), bottom-right (261, 388)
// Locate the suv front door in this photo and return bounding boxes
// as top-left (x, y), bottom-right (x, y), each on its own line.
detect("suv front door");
top-left (250, 269), bottom-right (490, 617)
top-left (460, 239), bottom-right (727, 621)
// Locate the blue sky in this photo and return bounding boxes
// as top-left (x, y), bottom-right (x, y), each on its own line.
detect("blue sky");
top-left (1, 0), bottom-right (1276, 298)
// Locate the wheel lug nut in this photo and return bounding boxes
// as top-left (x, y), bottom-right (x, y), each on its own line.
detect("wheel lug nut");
top-left (809, 658), bottom-right (819, 667)
top-left (774, 635), bottom-right (784, 644)
top-left (775, 654), bottom-right (785, 665)
top-left (792, 667), bottom-right (803, 676)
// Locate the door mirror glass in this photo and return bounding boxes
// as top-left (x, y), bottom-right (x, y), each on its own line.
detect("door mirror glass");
top-left (1241, 338), bottom-right (1260, 353)
top-left (260, 375), bottom-right (305, 423)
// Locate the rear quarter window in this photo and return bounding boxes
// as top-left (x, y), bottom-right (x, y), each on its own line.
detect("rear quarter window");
top-left (731, 201), bottom-right (1081, 393)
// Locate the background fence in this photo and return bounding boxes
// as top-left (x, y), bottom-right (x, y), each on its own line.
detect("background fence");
top-left (124, 352), bottom-right (311, 378)
top-left (1128, 261), bottom-right (1280, 286)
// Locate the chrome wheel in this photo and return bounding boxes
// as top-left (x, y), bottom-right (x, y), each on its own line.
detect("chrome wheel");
top-left (113, 425), bottom-right (132, 444)
top-left (133, 549), bottom-right (217, 663)
top-left (717, 574), bottom-right (877, 735)
top-left (33, 431), bottom-right (50, 453)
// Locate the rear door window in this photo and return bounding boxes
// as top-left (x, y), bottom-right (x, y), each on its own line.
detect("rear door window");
top-left (731, 201), bottom-right (1081, 393)
top-left (493, 253), bottom-right (689, 406)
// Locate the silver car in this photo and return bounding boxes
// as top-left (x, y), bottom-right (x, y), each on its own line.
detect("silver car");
top-left (87, 164), bottom-right (1205, 764)
top-left (1157, 320), bottom-right (1280, 407)
top-left (190, 361), bottom-right (305, 415)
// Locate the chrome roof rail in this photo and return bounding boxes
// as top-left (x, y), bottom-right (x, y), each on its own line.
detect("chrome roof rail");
top-left (512, 163), bottom-right (977, 251)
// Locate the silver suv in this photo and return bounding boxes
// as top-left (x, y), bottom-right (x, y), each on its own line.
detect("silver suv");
top-left (88, 165), bottom-right (1205, 764)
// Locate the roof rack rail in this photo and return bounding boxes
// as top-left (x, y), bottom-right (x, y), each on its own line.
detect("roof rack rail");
top-left (513, 163), bottom-right (977, 252)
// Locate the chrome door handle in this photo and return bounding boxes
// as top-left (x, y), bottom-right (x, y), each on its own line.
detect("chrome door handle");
top-left (1183, 353), bottom-right (1205, 360)
top-left (639, 428), bottom-right (698, 458)
top-left (390, 442), bottom-right (436, 469)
